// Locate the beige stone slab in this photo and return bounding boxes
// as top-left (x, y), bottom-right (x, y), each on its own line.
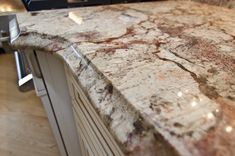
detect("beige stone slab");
top-left (12, 1), bottom-right (235, 156)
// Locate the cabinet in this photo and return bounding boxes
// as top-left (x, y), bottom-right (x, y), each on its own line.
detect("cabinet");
top-left (26, 50), bottom-right (81, 156)
top-left (26, 49), bottom-right (124, 156)
top-left (65, 65), bottom-right (124, 156)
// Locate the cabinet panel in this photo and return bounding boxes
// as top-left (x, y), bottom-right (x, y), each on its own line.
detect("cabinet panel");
top-left (36, 51), bottom-right (82, 156)
top-left (25, 50), bottom-right (67, 156)
top-left (65, 65), bottom-right (124, 156)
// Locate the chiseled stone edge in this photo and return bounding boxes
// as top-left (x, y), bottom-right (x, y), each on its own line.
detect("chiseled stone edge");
top-left (13, 31), bottom-right (183, 156)
top-left (11, 1), bottom-right (235, 155)
top-left (57, 45), bottom-right (183, 156)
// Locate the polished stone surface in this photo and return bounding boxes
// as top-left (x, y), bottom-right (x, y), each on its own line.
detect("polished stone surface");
top-left (12, 1), bottom-right (235, 156)
top-left (195, 0), bottom-right (235, 9)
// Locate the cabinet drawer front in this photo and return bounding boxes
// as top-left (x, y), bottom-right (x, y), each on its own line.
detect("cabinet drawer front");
top-left (65, 65), bottom-right (124, 156)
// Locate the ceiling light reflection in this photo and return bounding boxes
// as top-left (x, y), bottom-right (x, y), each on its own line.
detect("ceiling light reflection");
top-left (225, 126), bottom-right (233, 133)
top-left (177, 91), bottom-right (183, 97)
top-left (207, 113), bottom-right (214, 119)
top-left (191, 101), bottom-right (197, 107)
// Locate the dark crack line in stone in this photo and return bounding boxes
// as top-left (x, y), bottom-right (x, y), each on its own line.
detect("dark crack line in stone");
top-left (78, 26), bottom-right (135, 45)
top-left (156, 54), bottom-right (220, 100)
top-left (75, 16), bottom-right (152, 45)
top-left (168, 49), bottom-right (195, 64)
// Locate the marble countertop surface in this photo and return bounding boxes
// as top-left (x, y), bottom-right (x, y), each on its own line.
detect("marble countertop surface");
top-left (13, 1), bottom-right (235, 156)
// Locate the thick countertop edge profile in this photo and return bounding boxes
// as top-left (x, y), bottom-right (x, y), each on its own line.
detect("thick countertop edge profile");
top-left (12, 1), bottom-right (235, 156)
top-left (58, 44), bottom-right (184, 156)
top-left (13, 38), bottom-right (183, 156)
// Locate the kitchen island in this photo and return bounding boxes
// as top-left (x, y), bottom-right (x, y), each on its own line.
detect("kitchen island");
top-left (12, 1), bottom-right (235, 156)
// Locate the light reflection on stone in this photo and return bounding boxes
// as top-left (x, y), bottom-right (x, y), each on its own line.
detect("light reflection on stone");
top-left (191, 101), bottom-right (197, 107)
top-left (177, 91), bottom-right (183, 97)
top-left (207, 112), bottom-right (214, 119)
top-left (225, 126), bottom-right (233, 133)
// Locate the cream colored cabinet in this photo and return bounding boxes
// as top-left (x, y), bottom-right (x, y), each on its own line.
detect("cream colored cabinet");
top-left (27, 50), bottom-right (124, 156)
top-left (26, 50), bottom-right (81, 156)
top-left (65, 65), bottom-right (124, 156)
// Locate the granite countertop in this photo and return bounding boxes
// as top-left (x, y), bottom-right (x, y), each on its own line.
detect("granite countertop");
top-left (13, 1), bottom-right (235, 156)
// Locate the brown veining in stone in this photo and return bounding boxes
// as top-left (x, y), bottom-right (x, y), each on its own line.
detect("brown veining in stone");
top-left (93, 26), bottom-right (136, 44)
top-left (72, 31), bottom-right (100, 42)
top-left (13, 1), bottom-right (235, 156)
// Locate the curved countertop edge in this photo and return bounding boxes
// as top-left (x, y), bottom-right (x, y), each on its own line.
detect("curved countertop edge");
top-left (11, 1), bottom-right (235, 156)
top-left (12, 33), bottom-right (184, 156)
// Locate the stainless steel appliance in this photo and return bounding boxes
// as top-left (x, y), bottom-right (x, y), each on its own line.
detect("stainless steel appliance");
top-left (0, 14), bottom-right (33, 91)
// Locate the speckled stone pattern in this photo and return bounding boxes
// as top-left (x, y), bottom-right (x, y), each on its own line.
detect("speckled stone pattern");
top-left (194, 0), bottom-right (235, 9)
top-left (13, 1), bottom-right (235, 156)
